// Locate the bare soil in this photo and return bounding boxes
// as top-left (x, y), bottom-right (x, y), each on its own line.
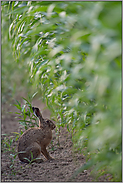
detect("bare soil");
top-left (1, 96), bottom-right (111, 182)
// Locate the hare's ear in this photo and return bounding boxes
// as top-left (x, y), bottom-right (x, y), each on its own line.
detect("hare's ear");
top-left (32, 107), bottom-right (41, 118)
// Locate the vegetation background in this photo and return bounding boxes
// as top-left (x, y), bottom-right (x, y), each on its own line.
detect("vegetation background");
top-left (2, 1), bottom-right (122, 181)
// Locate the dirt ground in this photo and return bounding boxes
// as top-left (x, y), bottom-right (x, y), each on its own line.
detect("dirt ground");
top-left (1, 96), bottom-right (112, 182)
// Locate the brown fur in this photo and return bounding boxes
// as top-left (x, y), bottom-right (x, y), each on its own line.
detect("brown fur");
top-left (18, 107), bottom-right (56, 163)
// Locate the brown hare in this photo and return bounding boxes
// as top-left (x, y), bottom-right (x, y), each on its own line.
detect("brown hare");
top-left (18, 107), bottom-right (56, 163)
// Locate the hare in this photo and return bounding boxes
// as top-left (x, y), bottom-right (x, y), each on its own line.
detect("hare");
top-left (18, 107), bottom-right (56, 163)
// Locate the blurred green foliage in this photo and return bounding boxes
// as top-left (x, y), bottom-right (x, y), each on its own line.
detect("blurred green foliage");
top-left (1, 2), bottom-right (32, 103)
top-left (2, 1), bottom-right (121, 181)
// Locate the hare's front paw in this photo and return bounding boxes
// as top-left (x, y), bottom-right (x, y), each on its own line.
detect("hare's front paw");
top-left (48, 156), bottom-right (54, 160)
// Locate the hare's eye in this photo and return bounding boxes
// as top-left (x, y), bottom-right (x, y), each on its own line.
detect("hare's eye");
top-left (47, 121), bottom-right (51, 127)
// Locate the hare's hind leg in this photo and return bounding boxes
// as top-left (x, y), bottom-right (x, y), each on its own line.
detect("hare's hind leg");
top-left (21, 142), bottom-right (43, 163)
top-left (41, 145), bottom-right (54, 160)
